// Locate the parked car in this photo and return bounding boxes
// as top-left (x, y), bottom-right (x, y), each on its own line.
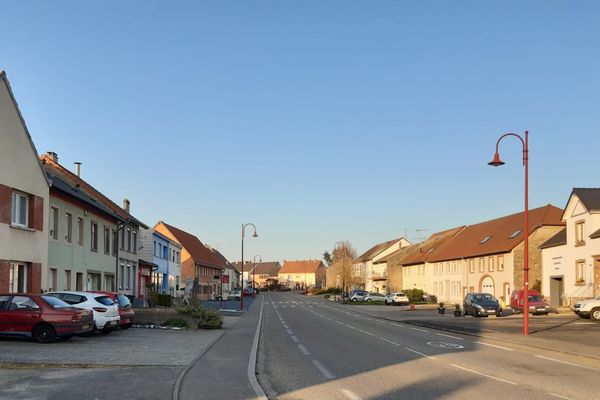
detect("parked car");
top-left (364, 292), bottom-right (387, 302)
top-left (463, 293), bottom-right (502, 317)
top-left (90, 291), bottom-right (135, 329)
top-left (572, 296), bottom-right (600, 321)
top-left (0, 294), bottom-right (93, 343)
top-left (385, 292), bottom-right (410, 306)
top-left (350, 291), bottom-right (369, 302)
top-left (279, 286), bottom-right (291, 292)
top-left (229, 290), bottom-right (241, 300)
top-left (510, 290), bottom-right (550, 315)
top-left (46, 291), bottom-right (120, 333)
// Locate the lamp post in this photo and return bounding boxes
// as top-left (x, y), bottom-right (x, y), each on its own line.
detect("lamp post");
top-left (252, 255), bottom-right (262, 298)
top-left (488, 130), bottom-right (529, 336)
top-left (240, 223), bottom-right (258, 310)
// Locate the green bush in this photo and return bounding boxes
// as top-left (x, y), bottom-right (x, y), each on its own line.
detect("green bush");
top-left (403, 289), bottom-right (424, 303)
top-left (176, 305), bottom-right (223, 330)
top-left (161, 318), bottom-right (188, 328)
top-left (152, 293), bottom-right (173, 307)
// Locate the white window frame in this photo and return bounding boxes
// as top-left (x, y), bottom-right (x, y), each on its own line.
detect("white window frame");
top-left (11, 192), bottom-right (29, 227)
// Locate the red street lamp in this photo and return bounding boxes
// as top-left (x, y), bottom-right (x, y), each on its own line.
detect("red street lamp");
top-left (240, 223), bottom-right (258, 311)
top-left (488, 130), bottom-right (530, 336)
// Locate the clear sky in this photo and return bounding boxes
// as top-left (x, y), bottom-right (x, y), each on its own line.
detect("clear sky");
top-left (2, 1), bottom-right (599, 263)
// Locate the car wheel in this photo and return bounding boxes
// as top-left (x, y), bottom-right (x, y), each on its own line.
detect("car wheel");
top-left (366, 299), bottom-right (372, 302)
top-left (351, 298), bottom-right (357, 302)
top-left (32, 324), bottom-right (57, 343)
top-left (590, 308), bottom-right (600, 321)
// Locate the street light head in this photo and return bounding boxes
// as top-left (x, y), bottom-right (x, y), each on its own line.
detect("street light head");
top-left (252, 231), bottom-right (259, 238)
top-left (488, 152), bottom-right (505, 167)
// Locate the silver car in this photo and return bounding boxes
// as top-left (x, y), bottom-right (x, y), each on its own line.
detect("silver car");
top-left (385, 292), bottom-right (410, 306)
top-left (364, 292), bottom-right (387, 302)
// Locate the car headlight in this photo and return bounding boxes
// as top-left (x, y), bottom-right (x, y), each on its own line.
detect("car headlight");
top-left (476, 305), bottom-right (484, 310)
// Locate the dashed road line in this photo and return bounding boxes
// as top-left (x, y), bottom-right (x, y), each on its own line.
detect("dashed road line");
top-left (535, 355), bottom-right (599, 371)
top-left (450, 364), bottom-right (518, 385)
top-left (411, 327), bottom-right (430, 333)
top-left (475, 342), bottom-right (514, 352)
top-left (298, 344), bottom-right (311, 355)
top-left (379, 337), bottom-right (400, 346)
top-left (404, 347), bottom-right (437, 360)
top-left (286, 329), bottom-right (293, 335)
top-left (291, 336), bottom-right (299, 343)
top-left (312, 359), bottom-right (335, 379)
top-left (357, 329), bottom-right (376, 336)
top-left (436, 333), bottom-right (463, 340)
top-left (548, 393), bottom-right (574, 400)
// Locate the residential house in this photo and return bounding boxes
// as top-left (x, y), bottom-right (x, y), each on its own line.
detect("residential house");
top-left (278, 260), bottom-right (326, 289)
top-left (250, 261), bottom-right (281, 288)
top-left (207, 246), bottom-right (236, 297)
top-left (137, 227), bottom-right (158, 303)
top-left (40, 153), bottom-right (149, 297)
top-left (540, 189), bottom-right (600, 306)
top-left (154, 221), bottom-right (223, 300)
top-left (0, 70), bottom-right (49, 293)
top-left (42, 154), bottom-right (126, 292)
top-left (424, 204), bottom-right (564, 305)
top-left (232, 261), bottom-right (256, 290)
top-left (352, 238), bottom-right (411, 293)
top-left (380, 227), bottom-right (465, 294)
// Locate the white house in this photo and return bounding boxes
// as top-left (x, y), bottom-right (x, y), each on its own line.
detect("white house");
top-left (353, 238), bottom-right (411, 293)
top-left (541, 189), bottom-right (600, 307)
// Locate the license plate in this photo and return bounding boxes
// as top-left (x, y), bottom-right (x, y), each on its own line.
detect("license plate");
top-left (123, 319), bottom-right (130, 324)
top-left (82, 324), bottom-right (90, 329)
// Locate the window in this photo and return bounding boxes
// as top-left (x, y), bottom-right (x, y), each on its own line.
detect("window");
top-left (50, 207), bottom-right (58, 240)
top-left (65, 212), bottom-right (73, 243)
top-left (104, 226), bottom-right (110, 254)
top-left (508, 230), bottom-right (522, 239)
top-left (120, 227), bottom-right (125, 250)
top-left (126, 228), bottom-right (132, 252)
top-left (576, 260), bottom-right (585, 283)
top-left (9, 263), bottom-right (28, 293)
top-left (77, 217), bottom-right (84, 245)
top-left (489, 257), bottom-right (495, 272)
top-left (132, 230), bottom-right (137, 254)
top-left (576, 221), bottom-right (585, 246)
top-left (11, 192), bottom-right (29, 227)
top-left (163, 246), bottom-right (168, 259)
top-left (76, 272), bottom-right (83, 291)
top-left (65, 270), bottom-right (72, 290)
top-left (469, 259), bottom-right (475, 273)
top-left (120, 263), bottom-right (125, 289)
top-left (112, 229), bottom-right (117, 256)
top-left (91, 221), bottom-right (98, 252)
top-left (480, 236), bottom-right (492, 244)
top-left (126, 265), bottom-right (131, 289)
top-left (498, 255), bottom-right (504, 271)
top-left (49, 268), bottom-right (57, 291)
top-left (479, 258), bottom-right (485, 273)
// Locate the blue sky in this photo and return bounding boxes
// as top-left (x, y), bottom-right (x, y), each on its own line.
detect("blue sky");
top-left (2, 1), bottom-right (599, 263)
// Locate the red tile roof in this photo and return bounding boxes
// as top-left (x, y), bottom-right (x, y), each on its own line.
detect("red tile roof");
top-left (428, 204), bottom-right (564, 262)
top-left (279, 260), bottom-right (324, 274)
top-left (159, 222), bottom-right (222, 268)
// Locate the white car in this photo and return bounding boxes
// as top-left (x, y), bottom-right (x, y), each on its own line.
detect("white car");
top-left (385, 292), bottom-right (410, 306)
top-left (46, 291), bottom-right (120, 332)
top-left (572, 296), bottom-right (600, 321)
top-left (364, 293), bottom-right (387, 302)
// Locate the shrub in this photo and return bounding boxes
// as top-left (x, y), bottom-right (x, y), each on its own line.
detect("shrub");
top-left (151, 293), bottom-right (173, 307)
top-left (162, 318), bottom-right (188, 328)
top-left (176, 305), bottom-right (223, 330)
top-left (427, 294), bottom-right (438, 304)
top-left (403, 289), bottom-right (425, 303)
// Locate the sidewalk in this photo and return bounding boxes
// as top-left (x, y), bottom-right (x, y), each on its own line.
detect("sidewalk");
top-left (177, 296), bottom-right (264, 400)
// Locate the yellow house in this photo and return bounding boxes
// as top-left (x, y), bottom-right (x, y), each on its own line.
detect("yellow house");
top-left (278, 259), bottom-right (326, 289)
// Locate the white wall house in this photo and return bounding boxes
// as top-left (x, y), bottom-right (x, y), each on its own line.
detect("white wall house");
top-left (0, 70), bottom-right (49, 294)
top-left (541, 189), bottom-right (600, 307)
top-left (353, 238), bottom-right (411, 293)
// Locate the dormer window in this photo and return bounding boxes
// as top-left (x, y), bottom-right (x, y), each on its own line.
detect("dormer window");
top-left (508, 230), bottom-right (522, 239)
top-left (480, 236), bottom-right (492, 244)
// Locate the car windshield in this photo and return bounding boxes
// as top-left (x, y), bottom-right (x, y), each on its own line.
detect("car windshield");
top-left (478, 294), bottom-right (495, 301)
top-left (94, 296), bottom-right (115, 306)
top-left (117, 294), bottom-right (131, 307)
top-left (529, 295), bottom-right (544, 302)
top-left (41, 295), bottom-right (72, 308)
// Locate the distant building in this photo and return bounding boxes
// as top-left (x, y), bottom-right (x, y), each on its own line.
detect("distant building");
top-left (278, 260), bottom-right (326, 289)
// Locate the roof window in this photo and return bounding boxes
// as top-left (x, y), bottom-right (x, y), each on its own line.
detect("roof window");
top-left (479, 236), bottom-right (492, 244)
top-left (508, 229), bottom-right (522, 239)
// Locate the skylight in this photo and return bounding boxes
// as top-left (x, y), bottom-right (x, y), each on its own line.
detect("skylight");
top-left (509, 230), bottom-right (522, 239)
top-left (480, 236), bottom-right (492, 244)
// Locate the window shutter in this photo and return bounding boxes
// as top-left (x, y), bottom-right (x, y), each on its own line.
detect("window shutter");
top-left (0, 184), bottom-right (11, 224)
top-left (32, 196), bottom-right (44, 231)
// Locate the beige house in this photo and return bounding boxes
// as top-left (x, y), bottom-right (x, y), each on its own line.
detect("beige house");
top-left (0, 71), bottom-right (49, 293)
top-left (541, 189), bottom-right (600, 307)
top-left (352, 238), bottom-right (411, 293)
top-left (279, 260), bottom-right (325, 289)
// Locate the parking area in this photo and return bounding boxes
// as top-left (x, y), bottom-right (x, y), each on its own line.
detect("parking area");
top-left (0, 327), bottom-right (222, 366)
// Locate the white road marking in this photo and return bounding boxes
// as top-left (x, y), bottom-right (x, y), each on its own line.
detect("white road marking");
top-left (573, 322), bottom-right (596, 325)
top-left (379, 337), bottom-right (400, 346)
top-left (298, 344), bottom-right (311, 355)
top-left (450, 364), bottom-right (518, 385)
top-left (335, 320), bottom-right (344, 325)
top-left (390, 323), bottom-right (404, 327)
top-left (291, 336), bottom-right (299, 343)
top-left (436, 333), bottom-right (464, 340)
top-left (548, 393), bottom-right (574, 400)
top-left (404, 347), bottom-right (437, 360)
top-left (312, 359), bottom-right (335, 379)
top-left (286, 329), bottom-right (293, 335)
top-left (341, 389), bottom-right (361, 400)
top-left (282, 324), bottom-right (288, 329)
top-left (535, 355), bottom-right (600, 371)
top-left (475, 341), bottom-right (514, 351)
top-left (411, 327), bottom-right (430, 333)
top-left (357, 329), bottom-right (376, 336)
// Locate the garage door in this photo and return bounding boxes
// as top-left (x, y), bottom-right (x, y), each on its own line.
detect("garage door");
top-left (481, 276), bottom-right (495, 296)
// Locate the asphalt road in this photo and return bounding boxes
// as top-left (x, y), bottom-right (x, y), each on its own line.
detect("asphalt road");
top-left (258, 292), bottom-right (600, 400)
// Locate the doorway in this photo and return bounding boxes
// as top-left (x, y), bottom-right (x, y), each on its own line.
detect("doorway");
top-left (549, 276), bottom-right (564, 307)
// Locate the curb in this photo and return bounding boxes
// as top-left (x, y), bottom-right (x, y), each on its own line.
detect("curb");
top-left (248, 296), bottom-right (268, 400)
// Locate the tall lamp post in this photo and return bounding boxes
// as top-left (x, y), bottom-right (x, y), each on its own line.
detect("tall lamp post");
top-left (240, 223), bottom-right (258, 310)
top-left (488, 130), bottom-right (529, 336)
top-left (252, 255), bottom-right (262, 298)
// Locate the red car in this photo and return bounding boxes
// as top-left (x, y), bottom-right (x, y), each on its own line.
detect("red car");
top-left (0, 293), bottom-right (93, 343)
top-left (90, 291), bottom-right (135, 329)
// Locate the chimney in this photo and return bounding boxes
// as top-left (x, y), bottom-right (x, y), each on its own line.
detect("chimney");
top-left (46, 151), bottom-right (58, 163)
top-left (74, 162), bottom-right (82, 177)
top-left (123, 198), bottom-right (130, 214)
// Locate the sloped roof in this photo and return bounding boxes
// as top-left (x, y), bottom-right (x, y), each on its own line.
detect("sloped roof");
top-left (159, 222), bottom-right (222, 268)
top-left (539, 227), bottom-right (567, 249)
top-left (252, 262), bottom-right (281, 276)
top-left (377, 226), bottom-right (465, 266)
top-left (279, 260), bottom-right (324, 274)
top-left (571, 188), bottom-right (600, 212)
top-left (428, 204), bottom-right (564, 262)
top-left (208, 247), bottom-right (235, 270)
top-left (590, 227), bottom-right (600, 240)
top-left (40, 154), bottom-right (148, 228)
top-left (355, 238), bottom-right (402, 263)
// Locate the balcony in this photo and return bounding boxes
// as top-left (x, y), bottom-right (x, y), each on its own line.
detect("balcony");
top-left (370, 271), bottom-right (388, 281)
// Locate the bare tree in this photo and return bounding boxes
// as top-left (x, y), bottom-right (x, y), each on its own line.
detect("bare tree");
top-left (327, 240), bottom-right (357, 301)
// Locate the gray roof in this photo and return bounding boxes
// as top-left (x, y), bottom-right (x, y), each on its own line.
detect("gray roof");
top-left (590, 227), bottom-right (600, 240)
top-left (539, 228), bottom-right (567, 249)
top-left (572, 188), bottom-right (600, 212)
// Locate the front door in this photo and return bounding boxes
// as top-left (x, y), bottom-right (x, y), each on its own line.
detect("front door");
top-left (594, 259), bottom-right (600, 297)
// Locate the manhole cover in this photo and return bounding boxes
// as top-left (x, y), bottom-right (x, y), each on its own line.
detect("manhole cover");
top-left (426, 342), bottom-right (464, 349)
